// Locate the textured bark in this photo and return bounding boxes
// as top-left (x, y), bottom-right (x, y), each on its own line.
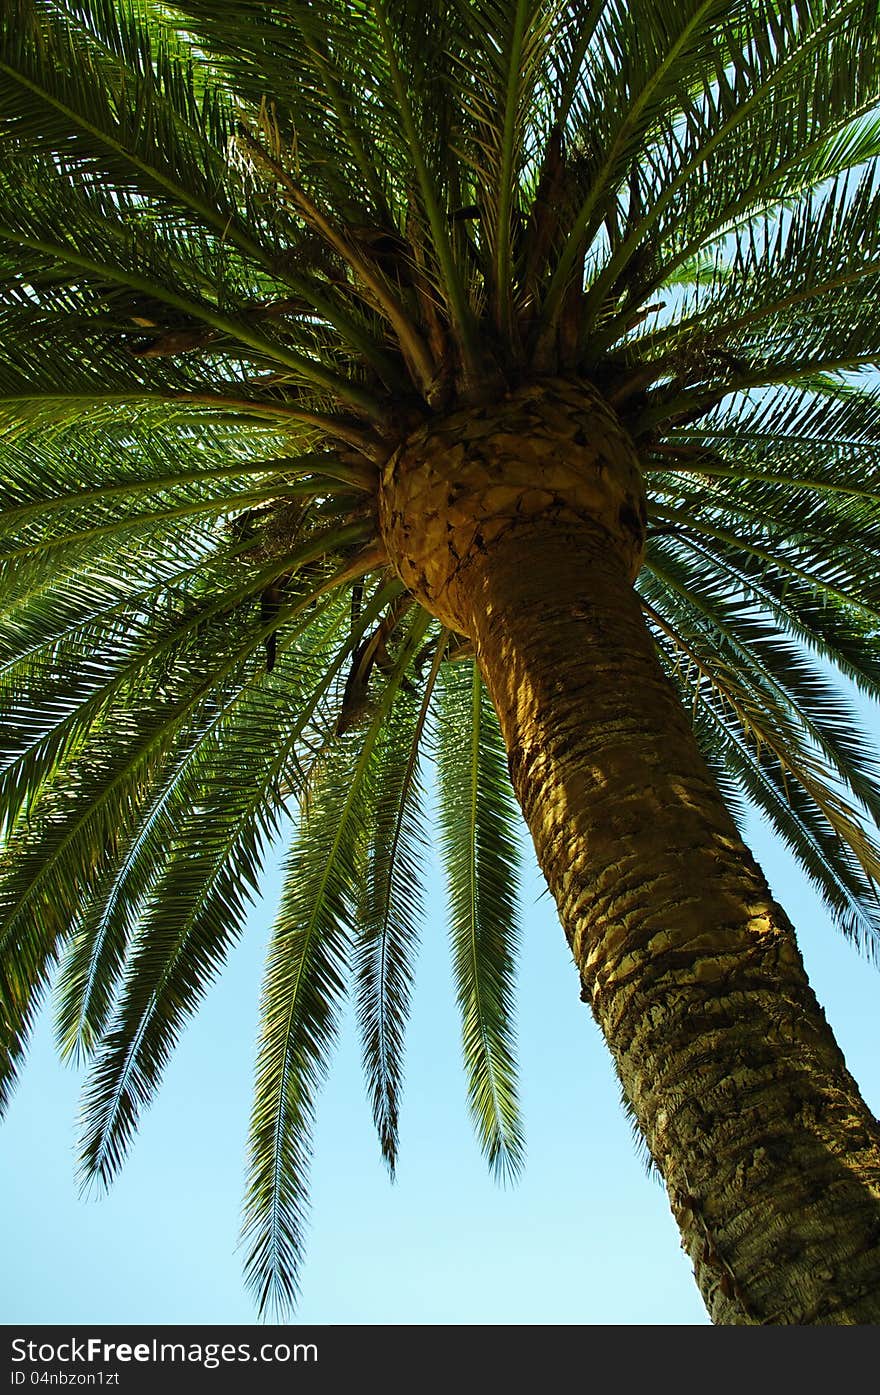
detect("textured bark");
top-left (462, 523), bottom-right (880, 1323)
top-left (379, 378), bottom-right (647, 632)
top-left (379, 380), bottom-right (880, 1324)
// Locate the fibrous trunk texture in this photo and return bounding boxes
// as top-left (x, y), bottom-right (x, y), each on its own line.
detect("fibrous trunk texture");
top-left (380, 380), bottom-right (880, 1324)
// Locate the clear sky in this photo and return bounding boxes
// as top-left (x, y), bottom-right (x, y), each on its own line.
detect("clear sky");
top-left (1, 790), bottom-right (878, 1326)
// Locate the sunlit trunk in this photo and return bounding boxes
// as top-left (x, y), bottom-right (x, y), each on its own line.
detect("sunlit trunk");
top-left (380, 379), bottom-right (880, 1324)
top-left (465, 516), bottom-right (880, 1323)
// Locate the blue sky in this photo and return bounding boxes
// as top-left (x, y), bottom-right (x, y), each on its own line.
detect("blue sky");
top-left (2, 786), bottom-right (879, 1327)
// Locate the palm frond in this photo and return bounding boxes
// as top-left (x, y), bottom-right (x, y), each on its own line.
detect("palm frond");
top-left (241, 604), bottom-right (430, 1315)
top-left (435, 656), bottom-right (524, 1182)
top-left (354, 629), bottom-right (445, 1171)
top-left (639, 562), bottom-right (880, 953)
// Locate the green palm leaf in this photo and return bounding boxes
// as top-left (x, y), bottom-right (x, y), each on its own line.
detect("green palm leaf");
top-left (353, 638), bottom-right (443, 1171)
top-left (242, 605), bottom-right (430, 1312)
top-left (435, 657), bottom-right (524, 1181)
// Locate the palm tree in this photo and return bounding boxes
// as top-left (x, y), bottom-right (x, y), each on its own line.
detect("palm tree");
top-left (2, 0), bottom-right (880, 1324)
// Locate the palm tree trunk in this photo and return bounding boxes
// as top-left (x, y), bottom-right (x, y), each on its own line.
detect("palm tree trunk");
top-left (379, 379), bottom-right (880, 1322)
top-left (458, 514), bottom-right (880, 1324)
